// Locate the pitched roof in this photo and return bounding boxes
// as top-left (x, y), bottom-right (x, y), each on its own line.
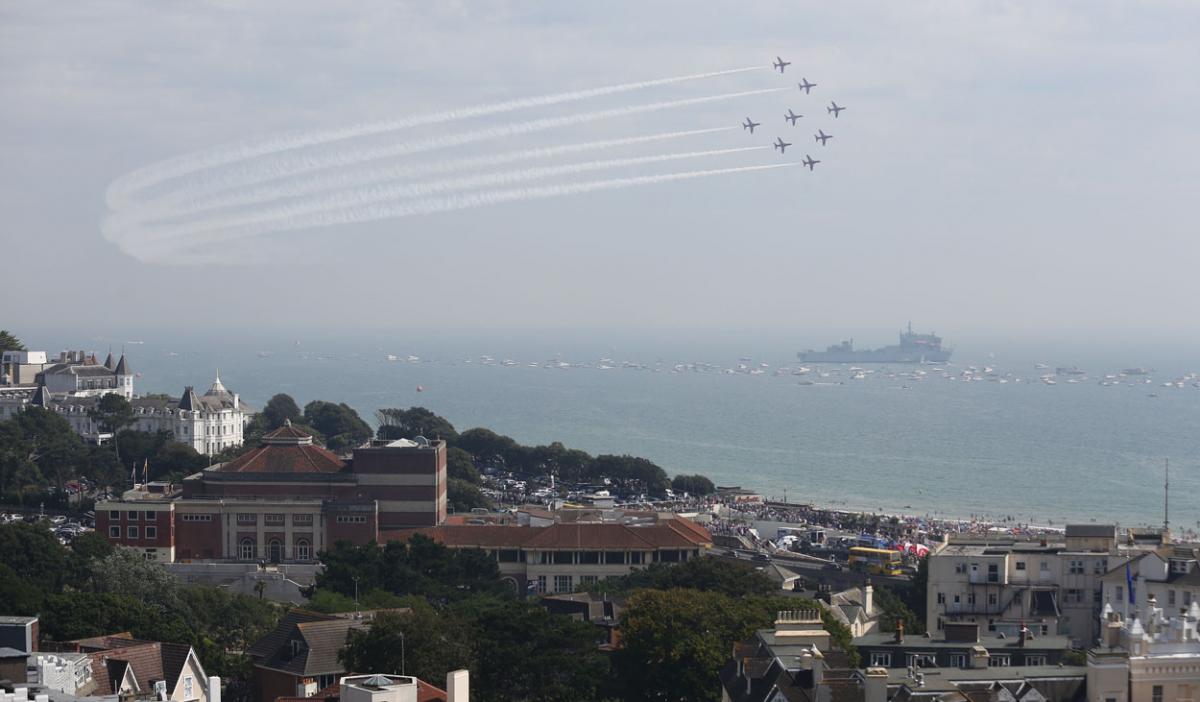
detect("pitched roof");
top-left (103, 353), bottom-right (115, 370)
top-left (386, 519), bottom-right (712, 550)
top-left (247, 610), bottom-right (338, 662)
top-left (216, 442), bottom-right (346, 474)
top-left (114, 355), bottom-right (130, 375)
top-left (178, 386), bottom-right (201, 411)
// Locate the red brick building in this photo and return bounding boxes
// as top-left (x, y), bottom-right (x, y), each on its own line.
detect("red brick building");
top-left (96, 423), bottom-right (447, 563)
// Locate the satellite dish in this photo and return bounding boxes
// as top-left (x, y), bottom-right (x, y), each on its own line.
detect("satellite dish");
top-left (413, 436), bottom-right (429, 447)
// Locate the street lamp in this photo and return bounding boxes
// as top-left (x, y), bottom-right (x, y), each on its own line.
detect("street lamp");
top-left (352, 576), bottom-right (360, 614)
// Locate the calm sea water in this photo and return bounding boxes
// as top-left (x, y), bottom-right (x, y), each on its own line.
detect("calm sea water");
top-left (56, 332), bottom-right (1200, 531)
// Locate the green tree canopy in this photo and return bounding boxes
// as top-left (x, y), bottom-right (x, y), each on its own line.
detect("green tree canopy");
top-left (376, 407), bottom-right (458, 442)
top-left (261, 393), bottom-right (302, 431)
top-left (672, 473), bottom-right (716, 497)
top-left (454, 427), bottom-right (519, 464)
top-left (586, 454), bottom-right (670, 496)
top-left (448, 478), bottom-right (492, 513)
top-left (585, 556), bottom-right (777, 598)
top-left (316, 534), bottom-right (508, 602)
top-left (303, 401), bottom-right (371, 453)
top-left (0, 330), bottom-right (26, 352)
top-left (341, 604), bottom-right (474, 686)
top-left (90, 394), bottom-right (135, 434)
top-left (446, 447), bottom-right (481, 484)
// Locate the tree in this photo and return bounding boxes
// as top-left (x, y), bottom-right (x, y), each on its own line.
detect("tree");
top-left (454, 428), bottom-right (518, 465)
top-left (316, 534), bottom-right (508, 603)
top-left (261, 394), bottom-right (302, 431)
top-left (3, 407), bottom-right (87, 494)
top-left (613, 589), bottom-right (777, 702)
top-left (303, 401), bottom-right (371, 453)
top-left (376, 407), bottom-right (458, 442)
top-left (341, 605), bottom-right (474, 685)
top-left (446, 447), bottom-right (481, 484)
top-left (0, 522), bottom-right (71, 592)
top-left (875, 585), bottom-right (923, 634)
top-left (672, 473), bottom-right (716, 497)
top-left (90, 394), bottom-right (135, 435)
top-left (455, 597), bottom-right (609, 702)
top-left (91, 547), bottom-right (185, 610)
top-left (448, 478), bottom-right (492, 513)
top-left (0, 330), bottom-right (25, 352)
top-left (586, 454), bottom-right (670, 496)
top-left (585, 556), bottom-right (777, 598)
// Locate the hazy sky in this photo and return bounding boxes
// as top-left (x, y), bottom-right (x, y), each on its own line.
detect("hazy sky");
top-left (4, 1), bottom-right (1200, 347)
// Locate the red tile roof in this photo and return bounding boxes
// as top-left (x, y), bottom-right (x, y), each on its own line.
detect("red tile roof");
top-left (383, 518), bottom-right (711, 550)
top-left (216, 443), bottom-right (345, 473)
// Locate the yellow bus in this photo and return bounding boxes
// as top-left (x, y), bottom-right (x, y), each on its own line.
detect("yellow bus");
top-left (848, 547), bottom-right (903, 576)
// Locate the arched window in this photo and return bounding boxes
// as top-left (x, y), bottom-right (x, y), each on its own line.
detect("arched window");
top-left (268, 539), bottom-right (283, 563)
top-left (239, 538), bottom-right (255, 560)
top-left (296, 540), bottom-right (311, 561)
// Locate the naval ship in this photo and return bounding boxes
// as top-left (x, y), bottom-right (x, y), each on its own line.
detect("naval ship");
top-left (798, 324), bottom-right (952, 364)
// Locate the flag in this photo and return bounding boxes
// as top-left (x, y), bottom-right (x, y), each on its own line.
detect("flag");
top-left (1126, 563), bottom-right (1135, 604)
top-left (130, 461), bottom-right (137, 483)
top-left (143, 458), bottom-right (149, 484)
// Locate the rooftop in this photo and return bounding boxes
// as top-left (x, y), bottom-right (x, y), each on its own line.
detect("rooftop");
top-left (855, 631), bottom-right (1072, 651)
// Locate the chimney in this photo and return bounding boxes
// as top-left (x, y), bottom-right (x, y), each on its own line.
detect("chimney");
top-left (208, 676), bottom-right (221, 702)
top-left (864, 583), bottom-right (874, 615)
top-left (863, 667), bottom-right (888, 702)
top-left (1018, 621), bottom-right (1028, 648)
top-left (447, 669), bottom-right (469, 702)
top-left (895, 619), bottom-right (905, 644)
top-left (969, 645), bottom-right (990, 669)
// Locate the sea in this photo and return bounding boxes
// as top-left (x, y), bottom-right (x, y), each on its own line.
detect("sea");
top-left (40, 330), bottom-right (1200, 533)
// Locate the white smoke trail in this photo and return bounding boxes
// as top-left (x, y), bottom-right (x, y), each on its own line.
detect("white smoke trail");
top-left (106, 66), bottom-right (766, 206)
top-left (114, 127), bottom-right (734, 225)
top-left (122, 163), bottom-right (794, 263)
top-left (109, 87), bottom-right (787, 210)
top-left (108, 147), bottom-right (766, 247)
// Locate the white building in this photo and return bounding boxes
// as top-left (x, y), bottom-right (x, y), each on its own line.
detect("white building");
top-left (926, 525), bottom-right (1166, 648)
top-left (0, 349), bottom-right (253, 456)
top-left (1088, 598), bottom-right (1200, 702)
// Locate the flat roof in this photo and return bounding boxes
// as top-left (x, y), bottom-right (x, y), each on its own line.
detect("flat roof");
top-left (855, 631), bottom-right (1072, 650)
top-left (884, 664), bottom-right (1086, 692)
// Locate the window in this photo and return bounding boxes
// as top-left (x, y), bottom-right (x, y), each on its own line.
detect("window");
top-left (181, 514), bottom-right (212, 522)
top-left (1169, 590), bottom-right (1177, 606)
top-left (988, 593), bottom-right (998, 606)
top-left (109, 526), bottom-right (120, 538)
top-left (535, 575), bottom-right (547, 594)
top-left (498, 549), bottom-right (521, 563)
top-left (629, 552), bottom-right (644, 564)
top-left (145, 526), bottom-right (157, 539)
top-left (183, 676), bottom-right (193, 700)
top-left (989, 655), bottom-right (1011, 667)
top-left (1015, 561), bottom-right (1026, 571)
top-left (578, 550), bottom-right (601, 564)
top-left (1094, 559), bottom-right (1108, 575)
top-left (552, 551), bottom-right (573, 565)
top-left (292, 514), bottom-right (313, 526)
top-left (236, 513), bottom-right (257, 525)
top-left (579, 575), bottom-right (598, 588)
top-left (936, 592), bottom-right (945, 604)
top-left (987, 563), bottom-right (999, 583)
top-left (955, 563), bottom-right (966, 574)
top-left (144, 511), bottom-right (156, 521)
top-left (1024, 655), bottom-right (1046, 666)
top-left (604, 551), bottom-right (625, 564)
top-left (264, 513), bottom-right (285, 526)
top-left (948, 654), bottom-right (966, 668)
top-left (1152, 685), bottom-right (1163, 702)
top-left (554, 575), bottom-right (573, 593)
top-left (1186, 591), bottom-right (1193, 606)
top-left (1065, 589), bottom-right (1083, 604)
top-left (1116, 586), bottom-right (1123, 602)
top-left (109, 510), bottom-right (120, 520)
top-left (1040, 560), bottom-right (1050, 573)
top-left (127, 526), bottom-right (139, 539)
top-left (128, 511), bottom-right (139, 520)
top-left (296, 540), bottom-right (311, 561)
top-left (239, 538), bottom-right (255, 560)
top-left (907, 654), bottom-right (936, 668)
top-left (336, 515), bottom-right (368, 524)
top-left (869, 653), bottom-right (891, 667)
top-left (1069, 560), bottom-right (1085, 574)
top-left (1040, 624), bottom-right (1049, 636)
top-left (953, 595), bottom-right (961, 604)
top-left (967, 593), bottom-right (976, 606)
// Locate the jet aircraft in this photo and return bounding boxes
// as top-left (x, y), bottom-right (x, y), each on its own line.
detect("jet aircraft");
top-left (774, 137), bottom-right (792, 154)
top-left (773, 56), bottom-right (790, 73)
top-left (797, 78), bottom-right (816, 94)
top-left (802, 155), bottom-right (820, 171)
top-left (815, 129), bottom-right (832, 145)
top-left (742, 118), bottom-right (760, 134)
top-left (785, 109), bottom-right (802, 126)
top-left (827, 101), bottom-right (845, 117)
